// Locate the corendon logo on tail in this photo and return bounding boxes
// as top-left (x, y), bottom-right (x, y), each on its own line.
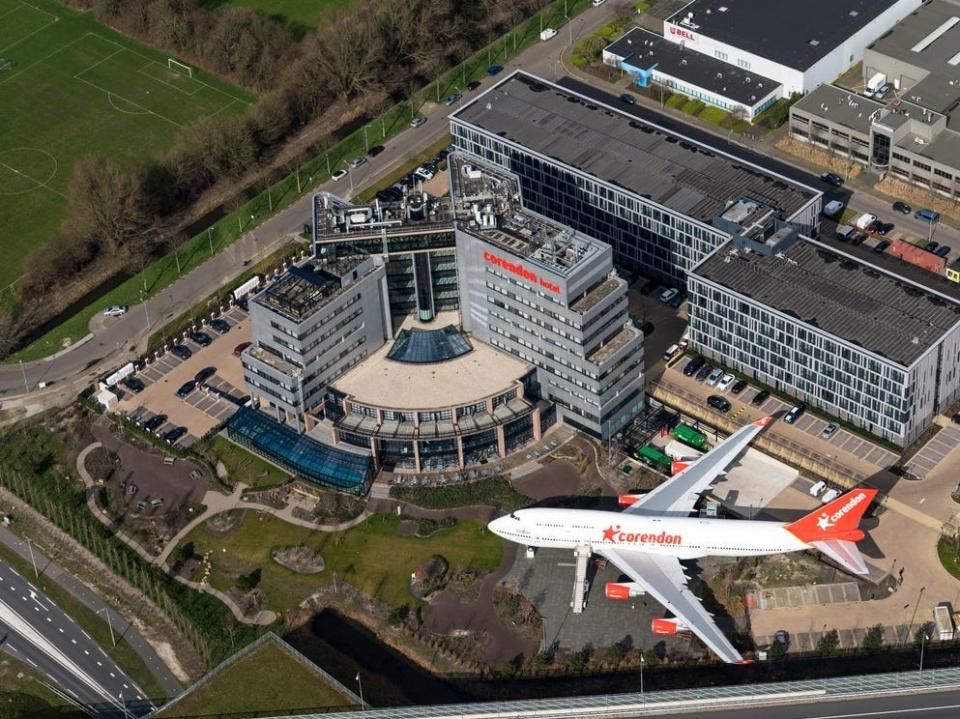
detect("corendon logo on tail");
top-left (816, 491), bottom-right (869, 532)
top-left (602, 525), bottom-right (682, 545)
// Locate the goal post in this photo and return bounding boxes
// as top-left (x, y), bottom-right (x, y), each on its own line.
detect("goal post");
top-left (167, 58), bottom-right (193, 78)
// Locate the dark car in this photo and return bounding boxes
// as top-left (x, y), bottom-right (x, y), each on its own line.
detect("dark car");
top-left (751, 389), bottom-right (770, 407)
top-left (952, 412), bottom-right (960, 424)
top-left (162, 426), bottom-right (188, 445)
top-left (367, 145), bottom-right (385, 158)
top-left (194, 366), bottom-right (216, 384)
top-left (233, 342), bottom-right (252, 357)
top-left (878, 222), bottom-right (895, 236)
top-left (683, 355), bottom-right (705, 377)
top-left (784, 402), bottom-right (807, 424)
top-left (893, 201), bottom-right (912, 214)
top-left (189, 331), bottom-right (212, 347)
top-left (707, 395), bottom-right (731, 413)
top-left (170, 344), bottom-right (192, 360)
top-left (669, 291), bottom-right (687, 309)
top-left (820, 172), bottom-right (843, 187)
top-left (437, 146), bottom-right (453, 160)
top-left (866, 219), bottom-right (883, 234)
top-left (619, 93), bottom-right (637, 105)
top-left (237, 297), bottom-right (249, 312)
top-left (143, 414), bottom-right (167, 433)
top-left (936, 245), bottom-right (952, 258)
top-left (638, 278), bottom-right (658, 295)
top-left (176, 381), bottom-right (197, 399)
top-left (695, 364), bottom-right (713, 382)
top-left (873, 240), bottom-right (891, 253)
top-left (487, 64), bottom-right (504, 76)
top-left (210, 318), bottom-right (230, 334)
top-left (851, 232), bottom-right (867, 246)
top-left (443, 92), bottom-right (462, 107)
top-left (731, 379), bottom-right (748, 394)
top-left (926, 241), bottom-right (939, 252)
top-left (467, 80), bottom-right (482, 91)
top-left (122, 376), bottom-right (145, 393)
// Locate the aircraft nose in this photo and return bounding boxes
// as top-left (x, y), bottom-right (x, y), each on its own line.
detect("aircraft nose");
top-left (488, 516), bottom-right (507, 537)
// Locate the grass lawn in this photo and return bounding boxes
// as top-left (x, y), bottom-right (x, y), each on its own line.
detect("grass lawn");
top-left (698, 106), bottom-right (727, 125)
top-left (0, 0), bottom-right (253, 292)
top-left (157, 638), bottom-right (355, 717)
top-left (203, 434), bottom-right (291, 489)
top-left (181, 512), bottom-right (502, 612)
top-left (665, 93), bottom-right (688, 109)
top-left (937, 537), bottom-right (960, 581)
top-left (389, 476), bottom-right (533, 513)
top-left (0, 540), bottom-right (170, 701)
top-left (201, 0), bottom-right (358, 28)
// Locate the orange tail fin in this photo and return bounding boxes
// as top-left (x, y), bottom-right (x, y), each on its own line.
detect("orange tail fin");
top-left (785, 488), bottom-right (878, 543)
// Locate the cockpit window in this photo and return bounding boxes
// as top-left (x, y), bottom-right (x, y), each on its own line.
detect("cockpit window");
top-left (509, 512), bottom-right (519, 520)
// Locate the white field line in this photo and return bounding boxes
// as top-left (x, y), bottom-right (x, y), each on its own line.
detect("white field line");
top-left (0, 160), bottom-right (65, 198)
top-left (0, 3), bottom-right (59, 55)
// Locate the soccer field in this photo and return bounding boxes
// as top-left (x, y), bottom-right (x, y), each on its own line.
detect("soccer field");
top-left (0, 0), bottom-right (254, 289)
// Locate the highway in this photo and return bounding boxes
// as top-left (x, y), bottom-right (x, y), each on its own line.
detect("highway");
top-left (0, 559), bottom-right (152, 717)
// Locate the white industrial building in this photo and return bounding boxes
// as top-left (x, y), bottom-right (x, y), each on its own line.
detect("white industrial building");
top-left (663, 0), bottom-right (924, 97)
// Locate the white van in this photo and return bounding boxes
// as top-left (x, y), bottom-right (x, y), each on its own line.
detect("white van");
top-left (855, 213), bottom-right (877, 230)
top-left (663, 343), bottom-right (679, 361)
top-left (822, 200), bottom-right (844, 218)
top-left (809, 480), bottom-right (826, 497)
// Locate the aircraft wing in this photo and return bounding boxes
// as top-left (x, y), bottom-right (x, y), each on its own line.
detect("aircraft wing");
top-left (625, 416), bottom-right (772, 516)
top-left (597, 545), bottom-right (744, 664)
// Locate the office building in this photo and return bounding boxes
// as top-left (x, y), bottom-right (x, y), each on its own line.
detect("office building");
top-left (452, 157), bottom-right (645, 439)
top-left (664, 0), bottom-right (922, 96)
top-left (450, 71), bottom-right (820, 285)
top-left (688, 229), bottom-right (960, 446)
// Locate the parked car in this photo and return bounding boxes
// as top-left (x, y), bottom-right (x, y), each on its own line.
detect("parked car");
top-left (414, 165), bottom-right (436, 181)
top-left (705, 367), bottom-right (724, 386)
top-left (637, 278), bottom-right (658, 295)
top-left (367, 145), bottom-right (385, 158)
top-left (731, 379), bottom-right (748, 394)
top-left (821, 422), bottom-right (840, 439)
top-left (122, 376), bottom-right (145, 393)
top-left (751, 389), bottom-right (770, 406)
top-left (683, 355), bottom-right (705, 377)
top-left (237, 297), bottom-right (249, 312)
top-left (927, 241), bottom-right (939, 252)
top-left (893, 201), bottom-right (912, 214)
top-left (143, 414), bottom-right (167, 433)
top-left (331, 169), bottom-right (348, 182)
top-left (851, 232), bottom-right (867, 246)
top-left (233, 342), bottom-right (252, 357)
top-left (189, 331), bottom-right (212, 347)
top-left (784, 402), bottom-right (807, 424)
top-left (659, 287), bottom-right (679, 303)
top-left (171, 344), bottom-right (192, 360)
top-left (707, 395), bottom-right (731, 413)
top-left (443, 93), bottom-right (462, 107)
top-left (663, 343), bottom-right (680, 361)
top-left (809, 480), bottom-right (827, 497)
top-left (866, 219), bottom-right (884, 234)
top-left (619, 93), bottom-right (636, 105)
top-left (915, 208), bottom-right (940, 223)
top-left (820, 171), bottom-right (843, 187)
top-left (410, 116), bottom-right (427, 128)
top-left (669, 291), bottom-right (687, 309)
top-left (176, 381), bottom-right (197, 399)
top-left (878, 222), bottom-right (895, 236)
top-left (162, 426), bottom-right (188, 445)
top-left (210, 318), bottom-right (230, 333)
top-left (695, 364), bottom-right (713, 382)
top-left (487, 64), bottom-right (504, 76)
top-left (102, 305), bottom-right (127, 317)
top-left (539, 28), bottom-right (558, 41)
top-left (717, 373), bottom-right (736, 392)
top-left (592, 0), bottom-right (607, 5)
top-left (194, 366), bottom-right (216, 384)
top-left (821, 488), bottom-right (841, 504)
top-left (873, 240), bottom-right (891, 253)
top-left (467, 80), bottom-right (482, 91)
top-left (936, 245), bottom-right (952, 258)
top-left (349, 156), bottom-right (366, 168)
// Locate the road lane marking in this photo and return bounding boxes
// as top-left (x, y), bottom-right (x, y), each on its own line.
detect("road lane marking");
top-left (807, 704), bottom-right (960, 718)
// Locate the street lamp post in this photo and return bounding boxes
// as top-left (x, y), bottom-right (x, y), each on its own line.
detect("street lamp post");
top-left (18, 360), bottom-right (29, 394)
top-left (19, 538), bottom-right (37, 578)
top-left (920, 625), bottom-right (928, 674)
top-left (355, 673), bottom-right (365, 710)
top-left (640, 651), bottom-right (645, 707)
top-left (97, 607), bottom-right (116, 646)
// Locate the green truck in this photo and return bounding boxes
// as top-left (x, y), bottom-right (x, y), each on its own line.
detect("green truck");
top-left (635, 445), bottom-right (672, 474)
top-left (671, 423), bottom-right (709, 451)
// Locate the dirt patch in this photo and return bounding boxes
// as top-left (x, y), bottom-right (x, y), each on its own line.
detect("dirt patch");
top-left (398, 520), bottom-right (418, 536)
top-left (776, 137), bottom-right (863, 180)
top-left (203, 509), bottom-right (245, 535)
top-left (85, 446), bottom-right (120, 481)
top-left (514, 460), bottom-right (582, 501)
top-left (271, 546), bottom-right (325, 574)
top-left (410, 555), bottom-right (449, 600)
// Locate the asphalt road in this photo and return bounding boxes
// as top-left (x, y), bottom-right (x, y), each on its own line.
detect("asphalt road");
top-left (0, 2), bottom-right (625, 401)
top-left (0, 559), bottom-right (152, 717)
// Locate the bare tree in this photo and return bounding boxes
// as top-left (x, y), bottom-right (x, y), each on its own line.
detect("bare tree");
top-left (66, 154), bottom-right (147, 254)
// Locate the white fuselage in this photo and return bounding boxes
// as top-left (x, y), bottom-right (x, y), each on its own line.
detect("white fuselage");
top-left (490, 507), bottom-right (810, 560)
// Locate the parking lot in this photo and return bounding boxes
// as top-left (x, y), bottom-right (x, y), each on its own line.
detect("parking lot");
top-left (115, 306), bottom-right (251, 447)
top-left (667, 356), bottom-right (899, 471)
top-left (905, 426), bottom-right (960, 480)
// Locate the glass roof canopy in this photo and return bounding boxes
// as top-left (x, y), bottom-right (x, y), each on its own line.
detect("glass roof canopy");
top-left (226, 408), bottom-right (371, 494)
top-left (386, 325), bottom-right (472, 364)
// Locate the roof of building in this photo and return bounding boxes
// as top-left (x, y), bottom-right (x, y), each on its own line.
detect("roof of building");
top-left (605, 28), bottom-right (781, 106)
top-left (667, 0), bottom-right (905, 71)
top-left (313, 191), bottom-right (454, 244)
top-left (866, 0), bottom-right (960, 115)
top-left (253, 257), bottom-right (368, 322)
top-left (793, 83), bottom-right (885, 134)
top-left (453, 73), bottom-right (816, 225)
top-left (693, 238), bottom-right (960, 366)
top-left (332, 312), bottom-right (531, 409)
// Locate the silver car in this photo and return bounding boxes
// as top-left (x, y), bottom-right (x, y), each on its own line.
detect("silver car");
top-left (706, 367), bottom-right (724, 386)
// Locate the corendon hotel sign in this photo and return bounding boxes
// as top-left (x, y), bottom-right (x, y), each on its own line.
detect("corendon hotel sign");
top-left (483, 250), bottom-right (560, 294)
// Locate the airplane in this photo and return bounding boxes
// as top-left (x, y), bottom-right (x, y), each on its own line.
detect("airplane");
top-left (488, 416), bottom-right (879, 664)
